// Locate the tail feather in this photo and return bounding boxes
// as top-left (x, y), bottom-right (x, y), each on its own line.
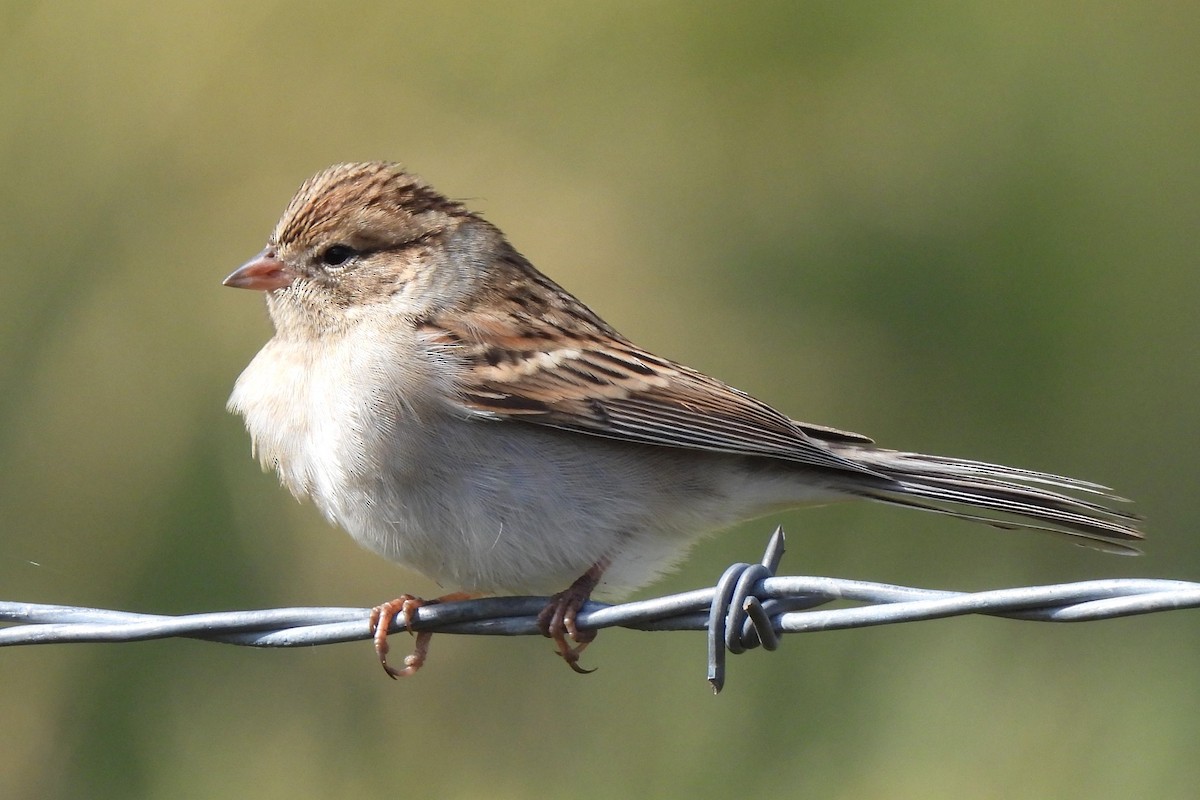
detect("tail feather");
top-left (827, 446), bottom-right (1143, 555)
top-left (868, 451), bottom-right (1121, 496)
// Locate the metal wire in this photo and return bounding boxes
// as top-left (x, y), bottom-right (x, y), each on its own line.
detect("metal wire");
top-left (2, 526), bottom-right (1197, 692)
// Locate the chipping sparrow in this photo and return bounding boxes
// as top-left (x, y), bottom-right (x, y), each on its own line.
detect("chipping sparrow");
top-left (224, 162), bottom-right (1141, 677)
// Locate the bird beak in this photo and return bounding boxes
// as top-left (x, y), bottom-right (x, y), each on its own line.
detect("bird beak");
top-left (223, 248), bottom-right (297, 291)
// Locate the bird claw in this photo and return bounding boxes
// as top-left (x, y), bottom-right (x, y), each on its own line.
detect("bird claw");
top-left (368, 592), bottom-right (476, 678)
top-left (369, 595), bottom-right (429, 679)
top-left (537, 562), bottom-right (606, 674)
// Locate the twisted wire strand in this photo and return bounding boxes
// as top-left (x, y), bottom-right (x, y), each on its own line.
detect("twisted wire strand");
top-left (2, 528), bottom-right (1196, 690)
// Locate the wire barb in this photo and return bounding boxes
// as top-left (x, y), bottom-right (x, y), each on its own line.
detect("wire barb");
top-left (707, 525), bottom-right (788, 693)
top-left (2, 528), bottom-right (1198, 691)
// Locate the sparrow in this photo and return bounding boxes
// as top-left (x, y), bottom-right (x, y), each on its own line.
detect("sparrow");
top-left (224, 162), bottom-right (1141, 677)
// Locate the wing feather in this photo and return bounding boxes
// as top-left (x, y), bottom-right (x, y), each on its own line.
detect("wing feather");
top-left (420, 303), bottom-right (881, 478)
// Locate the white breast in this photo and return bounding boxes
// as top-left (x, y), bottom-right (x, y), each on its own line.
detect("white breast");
top-left (229, 320), bottom-right (444, 534)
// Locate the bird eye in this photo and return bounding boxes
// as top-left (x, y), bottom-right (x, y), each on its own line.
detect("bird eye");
top-left (319, 244), bottom-right (357, 267)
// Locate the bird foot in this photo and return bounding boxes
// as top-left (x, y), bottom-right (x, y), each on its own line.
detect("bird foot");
top-left (537, 562), bottom-right (607, 674)
top-left (369, 592), bottom-right (473, 679)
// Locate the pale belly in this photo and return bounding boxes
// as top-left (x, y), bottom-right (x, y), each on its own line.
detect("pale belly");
top-left (314, 417), bottom-right (824, 596)
top-left (230, 334), bottom-right (840, 597)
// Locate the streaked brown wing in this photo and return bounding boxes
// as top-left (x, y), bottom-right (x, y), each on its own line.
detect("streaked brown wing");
top-left (421, 310), bottom-right (881, 477)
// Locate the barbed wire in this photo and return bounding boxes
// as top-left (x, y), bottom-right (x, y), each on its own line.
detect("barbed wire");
top-left (2, 527), bottom-right (1197, 692)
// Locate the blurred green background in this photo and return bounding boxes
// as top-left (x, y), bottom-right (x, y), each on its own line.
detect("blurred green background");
top-left (2, 2), bottom-right (1198, 798)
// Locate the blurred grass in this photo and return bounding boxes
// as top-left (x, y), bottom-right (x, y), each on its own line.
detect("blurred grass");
top-left (1, 2), bottom-right (1199, 798)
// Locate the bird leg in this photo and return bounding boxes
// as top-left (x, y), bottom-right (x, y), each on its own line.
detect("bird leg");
top-left (369, 592), bottom-right (475, 679)
top-left (537, 560), bottom-right (609, 674)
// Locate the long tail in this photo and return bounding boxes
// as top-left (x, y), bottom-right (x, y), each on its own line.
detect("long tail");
top-left (825, 446), bottom-right (1143, 555)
